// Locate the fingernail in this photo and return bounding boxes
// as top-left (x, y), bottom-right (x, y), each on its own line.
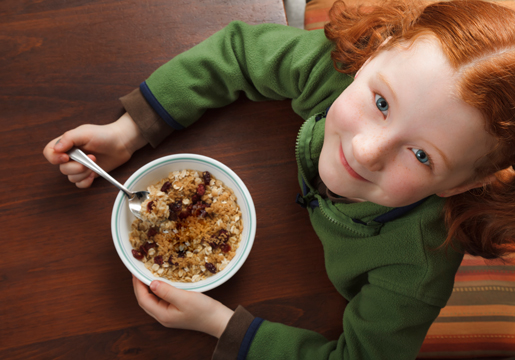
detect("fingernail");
top-left (54, 139), bottom-right (63, 151)
top-left (150, 281), bottom-right (159, 292)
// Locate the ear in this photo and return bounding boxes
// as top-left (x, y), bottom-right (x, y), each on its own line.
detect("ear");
top-left (436, 174), bottom-right (496, 198)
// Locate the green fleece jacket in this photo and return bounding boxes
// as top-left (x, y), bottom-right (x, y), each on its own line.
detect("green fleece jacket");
top-left (125, 21), bottom-right (464, 360)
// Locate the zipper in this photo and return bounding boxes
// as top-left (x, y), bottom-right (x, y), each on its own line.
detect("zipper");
top-left (294, 118), bottom-right (312, 192)
top-left (294, 116), bottom-right (361, 234)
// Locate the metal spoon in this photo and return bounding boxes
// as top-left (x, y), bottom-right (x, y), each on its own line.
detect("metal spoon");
top-left (67, 147), bottom-right (150, 220)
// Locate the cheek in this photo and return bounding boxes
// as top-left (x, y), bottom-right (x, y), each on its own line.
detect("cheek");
top-left (327, 90), bottom-right (367, 132)
top-left (381, 163), bottom-right (429, 200)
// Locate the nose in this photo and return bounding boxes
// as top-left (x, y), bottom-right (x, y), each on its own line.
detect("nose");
top-left (352, 132), bottom-right (394, 172)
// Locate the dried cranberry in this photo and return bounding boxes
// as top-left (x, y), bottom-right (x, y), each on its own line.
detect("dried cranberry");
top-left (140, 242), bottom-right (156, 256)
top-left (147, 228), bottom-right (158, 238)
top-left (154, 255), bottom-right (163, 265)
top-left (169, 212), bottom-right (177, 221)
top-left (191, 194), bottom-right (200, 204)
top-left (177, 250), bottom-right (186, 258)
top-left (205, 262), bottom-right (217, 273)
top-left (147, 200), bottom-right (154, 212)
top-left (209, 242), bottom-right (218, 250)
top-left (132, 249), bottom-right (144, 260)
top-left (197, 184), bottom-right (206, 196)
top-left (169, 201), bottom-right (182, 213)
top-left (139, 245), bottom-right (148, 256)
top-left (160, 181), bottom-right (172, 193)
top-left (203, 171), bottom-right (211, 185)
top-left (220, 243), bottom-right (231, 253)
top-left (178, 211), bottom-right (190, 219)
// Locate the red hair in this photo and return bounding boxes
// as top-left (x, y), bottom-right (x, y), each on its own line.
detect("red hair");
top-left (325, 0), bottom-right (515, 258)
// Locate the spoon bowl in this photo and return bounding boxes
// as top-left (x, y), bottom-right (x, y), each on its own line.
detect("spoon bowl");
top-left (67, 147), bottom-right (150, 220)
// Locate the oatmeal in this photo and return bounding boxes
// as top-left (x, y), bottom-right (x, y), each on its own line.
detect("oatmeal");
top-left (129, 169), bottom-right (242, 282)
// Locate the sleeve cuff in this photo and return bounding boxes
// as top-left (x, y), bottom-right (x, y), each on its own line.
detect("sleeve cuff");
top-left (119, 88), bottom-right (173, 148)
top-left (212, 305), bottom-right (264, 360)
top-left (139, 81), bottom-right (185, 130)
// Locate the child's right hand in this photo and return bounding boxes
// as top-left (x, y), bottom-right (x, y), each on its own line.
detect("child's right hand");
top-left (43, 112), bottom-right (148, 188)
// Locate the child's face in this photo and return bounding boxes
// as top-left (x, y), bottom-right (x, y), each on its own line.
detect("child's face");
top-left (319, 37), bottom-right (495, 207)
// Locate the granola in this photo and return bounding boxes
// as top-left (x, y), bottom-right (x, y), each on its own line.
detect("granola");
top-left (129, 169), bottom-right (242, 282)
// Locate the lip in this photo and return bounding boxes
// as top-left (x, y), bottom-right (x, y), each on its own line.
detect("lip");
top-left (339, 146), bottom-right (369, 182)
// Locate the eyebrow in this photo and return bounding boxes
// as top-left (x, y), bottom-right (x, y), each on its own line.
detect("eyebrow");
top-left (377, 73), bottom-right (398, 103)
top-left (424, 139), bottom-right (451, 169)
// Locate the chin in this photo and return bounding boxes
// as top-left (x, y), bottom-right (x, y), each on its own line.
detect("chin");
top-left (319, 164), bottom-right (351, 198)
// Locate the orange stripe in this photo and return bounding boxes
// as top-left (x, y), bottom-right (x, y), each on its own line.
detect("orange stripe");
top-left (460, 256), bottom-right (488, 267)
top-left (438, 304), bottom-right (515, 317)
top-left (305, 8), bottom-right (332, 23)
top-left (427, 321), bottom-right (515, 336)
top-left (455, 271), bottom-right (515, 282)
top-left (420, 337), bottom-right (515, 353)
top-left (305, 0), bottom-right (339, 11)
top-left (460, 254), bottom-right (515, 266)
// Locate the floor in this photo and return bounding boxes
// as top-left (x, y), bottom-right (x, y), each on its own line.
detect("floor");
top-left (284, 0), bottom-right (305, 28)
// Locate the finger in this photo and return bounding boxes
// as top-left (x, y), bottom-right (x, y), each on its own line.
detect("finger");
top-left (68, 170), bottom-right (94, 184)
top-left (74, 172), bottom-right (96, 189)
top-left (43, 136), bottom-right (70, 165)
top-left (133, 276), bottom-right (163, 318)
top-left (134, 280), bottom-right (182, 319)
top-left (60, 161), bottom-right (90, 176)
top-left (59, 154), bottom-right (97, 175)
top-left (148, 280), bottom-right (187, 310)
top-left (54, 127), bottom-right (92, 153)
top-left (133, 276), bottom-right (158, 306)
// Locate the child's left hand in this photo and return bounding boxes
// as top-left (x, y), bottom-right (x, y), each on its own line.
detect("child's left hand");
top-left (132, 276), bottom-right (234, 338)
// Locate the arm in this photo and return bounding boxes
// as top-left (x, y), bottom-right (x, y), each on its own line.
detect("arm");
top-left (125, 21), bottom-right (352, 143)
top-left (243, 284), bottom-right (440, 360)
top-left (45, 22), bottom-right (351, 182)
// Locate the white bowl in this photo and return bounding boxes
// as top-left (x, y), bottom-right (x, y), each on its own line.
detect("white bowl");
top-left (111, 154), bottom-right (256, 292)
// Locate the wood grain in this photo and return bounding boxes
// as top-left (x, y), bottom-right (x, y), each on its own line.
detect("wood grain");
top-left (0, 0), bottom-right (347, 358)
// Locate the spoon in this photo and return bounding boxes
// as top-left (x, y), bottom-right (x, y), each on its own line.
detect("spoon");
top-left (67, 147), bottom-right (150, 220)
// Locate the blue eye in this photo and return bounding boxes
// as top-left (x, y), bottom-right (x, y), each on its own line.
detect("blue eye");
top-left (411, 148), bottom-right (430, 165)
top-left (375, 94), bottom-right (389, 116)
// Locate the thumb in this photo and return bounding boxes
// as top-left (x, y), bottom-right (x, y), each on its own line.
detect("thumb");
top-left (150, 281), bottom-right (186, 305)
top-left (54, 126), bottom-right (92, 153)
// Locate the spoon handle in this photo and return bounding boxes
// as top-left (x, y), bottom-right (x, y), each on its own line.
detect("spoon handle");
top-left (67, 147), bottom-right (135, 198)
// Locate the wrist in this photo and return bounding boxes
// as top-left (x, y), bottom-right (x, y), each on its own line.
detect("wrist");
top-left (114, 112), bottom-right (148, 155)
top-left (207, 302), bottom-right (234, 338)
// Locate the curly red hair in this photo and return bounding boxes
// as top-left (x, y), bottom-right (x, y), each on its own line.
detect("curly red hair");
top-left (324, 0), bottom-right (515, 258)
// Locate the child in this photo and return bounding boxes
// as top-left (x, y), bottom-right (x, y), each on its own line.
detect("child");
top-left (43, 0), bottom-right (515, 358)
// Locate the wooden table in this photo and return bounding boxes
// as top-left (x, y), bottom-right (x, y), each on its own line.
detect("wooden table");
top-left (0, 0), bottom-right (345, 358)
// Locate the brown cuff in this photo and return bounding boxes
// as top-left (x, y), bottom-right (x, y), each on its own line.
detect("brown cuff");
top-left (212, 305), bottom-right (255, 360)
top-left (119, 88), bottom-right (173, 148)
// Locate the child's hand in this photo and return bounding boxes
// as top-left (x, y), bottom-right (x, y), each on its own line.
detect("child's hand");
top-left (43, 113), bottom-right (147, 188)
top-left (132, 276), bottom-right (234, 338)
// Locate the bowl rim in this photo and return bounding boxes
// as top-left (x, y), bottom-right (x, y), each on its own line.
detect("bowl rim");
top-left (111, 153), bottom-right (256, 292)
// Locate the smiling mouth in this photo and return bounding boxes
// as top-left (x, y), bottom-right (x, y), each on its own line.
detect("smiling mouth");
top-left (339, 146), bottom-right (369, 182)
